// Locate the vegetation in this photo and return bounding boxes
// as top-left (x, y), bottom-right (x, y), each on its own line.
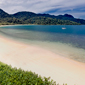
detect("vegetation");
top-left (0, 9), bottom-right (85, 25)
top-left (0, 62), bottom-right (56, 85)
top-left (0, 17), bottom-right (80, 25)
top-left (0, 61), bottom-right (69, 85)
top-left (0, 62), bottom-right (76, 85)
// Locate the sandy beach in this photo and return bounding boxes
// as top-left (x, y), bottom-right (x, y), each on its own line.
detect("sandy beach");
top-left (0, 35), bottom-right (85, 85)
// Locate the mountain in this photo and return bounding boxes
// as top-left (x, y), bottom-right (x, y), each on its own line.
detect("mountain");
top-left (12, 11), bottom-right (37, 19)
top-left (56, 14), bottom-right (85, 24)
top-left (0, 9), bottom-right (10, 18)
top-left (11, 11), bottom-right (85, 25)
top-left (0, 9), bottom-right (85, 25)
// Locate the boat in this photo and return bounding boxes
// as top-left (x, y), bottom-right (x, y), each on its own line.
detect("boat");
top-left (62, 27), bottom-right (66, 29)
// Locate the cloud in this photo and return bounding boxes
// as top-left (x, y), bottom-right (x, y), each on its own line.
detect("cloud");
top-left (0, 0), bottom-right (85, 19)
top-left (0, 0), bottom-right (65, 13)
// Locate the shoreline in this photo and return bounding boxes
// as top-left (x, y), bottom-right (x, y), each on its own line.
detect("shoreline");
top-left (0, 24), bottom-right (35, 27)
top-left (0, 34), bottom-right (85, 85)
top-left (0, 24), bottom-right (83, 28)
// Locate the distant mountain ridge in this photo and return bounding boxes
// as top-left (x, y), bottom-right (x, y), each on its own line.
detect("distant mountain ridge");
top-left (0, 9), bottom-right (85, 25)
top-left (0, 9), bottom-right (10, 18)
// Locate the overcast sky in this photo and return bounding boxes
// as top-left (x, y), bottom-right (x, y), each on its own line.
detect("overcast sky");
top-left (0, 0), bottom-right (85, 19)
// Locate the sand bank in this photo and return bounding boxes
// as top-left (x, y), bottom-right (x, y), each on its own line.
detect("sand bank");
top-left (0, 35), bottom-right (85, 85)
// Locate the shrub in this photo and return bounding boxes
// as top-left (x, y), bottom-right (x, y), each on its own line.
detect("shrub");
top-left (0, 62), bottom-right (56, 85)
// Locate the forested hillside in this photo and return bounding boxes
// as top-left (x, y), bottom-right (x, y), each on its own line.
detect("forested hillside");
top-left (0, 9), bottom-right (85, 25)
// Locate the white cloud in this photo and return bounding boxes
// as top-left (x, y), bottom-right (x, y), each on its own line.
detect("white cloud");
top-left (0, 0), bottom-right (65, 13)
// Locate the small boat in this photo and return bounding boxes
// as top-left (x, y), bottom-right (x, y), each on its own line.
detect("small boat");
top-left (62, 27), bottom-right (66, 29)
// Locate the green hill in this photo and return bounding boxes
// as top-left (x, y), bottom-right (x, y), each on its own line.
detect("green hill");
top-left (0, 9), bottom-right (85, 25)
top-left (0, 9), bottom-right (10, 18)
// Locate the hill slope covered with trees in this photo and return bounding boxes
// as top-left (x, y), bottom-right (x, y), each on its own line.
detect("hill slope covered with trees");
top-left (0, 9), bottom-right (85, 25)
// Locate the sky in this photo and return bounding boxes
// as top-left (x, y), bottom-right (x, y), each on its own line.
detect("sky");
top-left (0, 0), bottom-right (85, 19)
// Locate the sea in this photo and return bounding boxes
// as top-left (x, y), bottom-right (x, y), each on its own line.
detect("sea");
top-left (0, 25), bottom-right (85, 63)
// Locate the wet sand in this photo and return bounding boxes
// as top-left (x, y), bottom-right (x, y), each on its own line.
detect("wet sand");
top-left (0, 35), bottom-right (85, 85)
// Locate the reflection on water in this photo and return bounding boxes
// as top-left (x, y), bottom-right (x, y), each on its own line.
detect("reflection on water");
top-left (0, 25), bottom-right (85, 63)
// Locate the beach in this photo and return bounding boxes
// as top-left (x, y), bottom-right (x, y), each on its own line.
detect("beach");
top-left (0, 35), bottom-right (85, 85)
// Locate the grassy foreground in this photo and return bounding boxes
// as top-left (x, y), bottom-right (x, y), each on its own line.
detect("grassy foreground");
top-left (0, 62), bottom-right (57, 85)
top-left (0, 62), bottom-right (68, 85)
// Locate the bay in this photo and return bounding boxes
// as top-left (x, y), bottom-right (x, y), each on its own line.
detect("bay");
top-left (0, 25), bottom-right (85, 63)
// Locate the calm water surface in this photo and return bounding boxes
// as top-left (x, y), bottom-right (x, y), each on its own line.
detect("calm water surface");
top-left (0, 25), bottom-right (85, 62)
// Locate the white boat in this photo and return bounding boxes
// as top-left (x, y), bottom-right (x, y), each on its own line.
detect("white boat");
top-left (62, 27), bottom-right (66, 29)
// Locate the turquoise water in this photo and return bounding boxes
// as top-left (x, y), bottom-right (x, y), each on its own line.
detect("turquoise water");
top-left (0, 25), bottom-right (85, 62)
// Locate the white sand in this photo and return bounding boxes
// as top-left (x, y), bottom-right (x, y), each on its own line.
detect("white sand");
top-left (0, 35), bottom-right (85, 85)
